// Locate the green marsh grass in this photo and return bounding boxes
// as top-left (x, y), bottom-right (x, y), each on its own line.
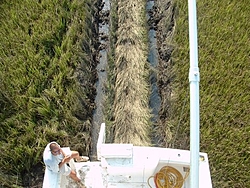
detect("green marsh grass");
top-left (173, 0), bottom-right (250, 187)
top-left (0, 0), bottom-right (96, 186)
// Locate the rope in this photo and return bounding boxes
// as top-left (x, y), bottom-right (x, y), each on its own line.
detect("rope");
top-left (148, 166), bottom-right (190, 188)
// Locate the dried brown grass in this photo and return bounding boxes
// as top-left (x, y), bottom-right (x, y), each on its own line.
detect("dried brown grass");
top-left (112, 0), bottom-right (151, 145)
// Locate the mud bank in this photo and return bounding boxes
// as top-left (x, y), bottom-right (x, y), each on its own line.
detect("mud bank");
top-left (149, 0), bottom-right (176, 147)
top-left (90, 0), bottom-right (110, 160)
top-left (90, 0), bottom-right (177, 152)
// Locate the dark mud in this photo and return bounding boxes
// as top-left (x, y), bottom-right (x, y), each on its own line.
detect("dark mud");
top-left (22, 163), bottom-right (44, 188)
top-left (90, 0), bottom-right (110, 161)
top-left (148, 0), bottom-right (176, 147)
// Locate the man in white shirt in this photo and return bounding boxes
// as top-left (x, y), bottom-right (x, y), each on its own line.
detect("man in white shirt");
top-left (43, 142), bottom-right (89, 185)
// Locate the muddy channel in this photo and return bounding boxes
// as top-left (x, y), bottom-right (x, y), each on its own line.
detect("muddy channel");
top-left (90, 0), bottom-right (176, 158)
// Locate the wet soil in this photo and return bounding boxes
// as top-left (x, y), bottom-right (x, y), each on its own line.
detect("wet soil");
top-left (22, 163), bottom-right (44, 188)
top-left (148, 0), bottom-right (176, 147)
top-left (90, 0), bottom-right (110, 161)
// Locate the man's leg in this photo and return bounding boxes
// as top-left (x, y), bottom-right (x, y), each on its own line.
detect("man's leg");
top-left (69, 170), bottom-right (86, 188)
top-left (69, 170), bottom-right (81, 182)
top-left (71, 151), bottom-right (80, 159)
top-left (60, 164), bottom-right (82, 183)
top-left (71, 151), bottom-right (89, 162)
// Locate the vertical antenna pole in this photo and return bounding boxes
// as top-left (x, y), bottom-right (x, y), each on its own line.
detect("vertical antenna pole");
top-left (188, 0), bottom-right (200, 187)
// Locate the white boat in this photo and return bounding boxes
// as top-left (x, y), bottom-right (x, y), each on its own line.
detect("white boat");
top-left (43, 123), bottom-right (212, 188)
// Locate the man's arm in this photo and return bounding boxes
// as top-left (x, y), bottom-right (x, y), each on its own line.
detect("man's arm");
top-left (60, 148), bottom-right (66, 157)
top-left (58, 155), bottom-right (71, 169)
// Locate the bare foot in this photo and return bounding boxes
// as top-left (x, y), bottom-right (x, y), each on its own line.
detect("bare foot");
top-left (76, 181), bottom-right (86, 188)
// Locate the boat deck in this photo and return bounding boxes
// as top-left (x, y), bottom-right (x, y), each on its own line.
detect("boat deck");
top-left (70, 145), bottom-right (211, 188)
top-left (43, 123), bottom-right (212, 188)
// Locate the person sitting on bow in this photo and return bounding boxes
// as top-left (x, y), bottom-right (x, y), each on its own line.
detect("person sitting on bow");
top-left (43, 141), bottom-right (89, 184)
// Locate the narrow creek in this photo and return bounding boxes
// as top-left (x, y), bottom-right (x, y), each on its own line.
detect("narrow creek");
top-left (91, 0), bottom-right (161, 159)
top-left (90, 0), bottom-right (110, 160)
top-left (147, 0), bottom-right (161, 142)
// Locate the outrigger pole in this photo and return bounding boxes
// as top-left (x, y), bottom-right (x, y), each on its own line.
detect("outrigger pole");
top-left (188, 0), bottom-right (200, 188)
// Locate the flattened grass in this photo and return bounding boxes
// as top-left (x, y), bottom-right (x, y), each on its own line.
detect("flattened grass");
top-left (111, 0), bottom-right (151, 145)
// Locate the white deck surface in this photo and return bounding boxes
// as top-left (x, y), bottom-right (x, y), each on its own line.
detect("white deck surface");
top-left (72, 145), bottom-right (212, 188)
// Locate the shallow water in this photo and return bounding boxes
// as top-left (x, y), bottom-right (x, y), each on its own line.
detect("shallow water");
top-left (91, 0), bottom-right (110, 160)
top-left (147, 0), bottom-right (161, 123)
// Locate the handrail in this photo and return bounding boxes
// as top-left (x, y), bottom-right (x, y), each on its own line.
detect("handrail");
top-left (97, 123), bottom-right (106, 160)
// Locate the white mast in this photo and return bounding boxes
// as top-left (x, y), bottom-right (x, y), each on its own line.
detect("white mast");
top-left (188, 0), bottom-right (200, 187)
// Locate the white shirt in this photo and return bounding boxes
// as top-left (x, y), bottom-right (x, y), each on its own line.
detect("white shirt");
top-left (43, 142), bottom-right (64, 173)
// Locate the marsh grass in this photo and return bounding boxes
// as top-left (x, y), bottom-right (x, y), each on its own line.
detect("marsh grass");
top-left (0, 0), bottom-right (96, 186)
top-left (173, 0), bottom-right (250, 187)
